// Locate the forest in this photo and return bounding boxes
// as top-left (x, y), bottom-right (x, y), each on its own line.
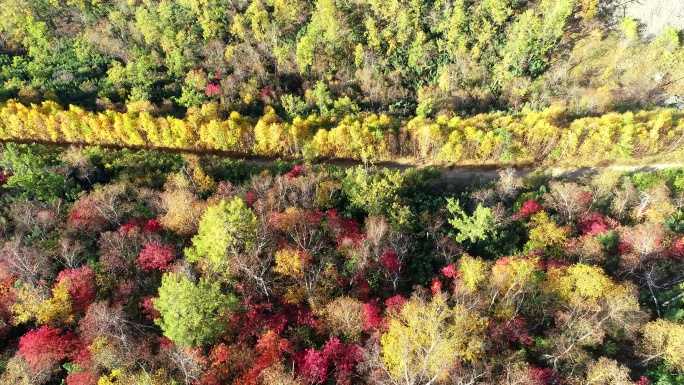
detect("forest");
top-left (1, 0), bottom-right (684, 384)
top-left (0, 143), bottom-right (682, 385)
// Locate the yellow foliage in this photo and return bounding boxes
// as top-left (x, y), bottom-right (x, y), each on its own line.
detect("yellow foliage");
top-left (584, 357), bottom-right (632, 385)
top-left (10, 284), bottom-right (47, 325)
top-left (11, 282), bottom-right (74, 325)
top-left (548, 263), bottom-right (613, 303)
top-left (96, 368), bottom-right (171, 385)
top-left (380, 294), bottom-right (486, 383)
top-left (489, 256), bottom-right (541, 318)
top-left (458, 254), bottom-right (488, 292)
top-left (323, 296), bottom-right (365, 341)
top-left (526, 211), bottom-right (569, 252)
top-left (36, 281), bottom-right (75, 325)
top-left (273, 248), bottom-right (310, 279)
top-left (640, 319), bottom-right (684, 370)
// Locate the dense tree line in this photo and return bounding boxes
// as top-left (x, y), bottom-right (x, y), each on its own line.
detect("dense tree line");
top-left (0, 0), bottom-right (683, 116)
top-left (1, 100), bottom-right (684, 165)
top-left (0, 143), bottom-right (682, 384)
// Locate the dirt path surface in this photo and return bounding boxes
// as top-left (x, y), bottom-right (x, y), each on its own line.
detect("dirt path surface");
top-left (435, 163), bottom-right (684, 185)
top-left (3, 138), bottom-right (683, 184)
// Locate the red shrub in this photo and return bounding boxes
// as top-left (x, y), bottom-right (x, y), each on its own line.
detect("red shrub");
top-left (512, 200), bottom-right (543, 220)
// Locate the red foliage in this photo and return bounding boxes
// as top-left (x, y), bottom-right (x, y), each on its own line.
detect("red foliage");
top-left (284, 165), bottom-right (306, 179)
top-left (440, 264), bottom-right (458, 278)
top-left (246, 189), bottom-right (258, 206)
top-left (546, 258), bottom-right (570, 270)
top-left (385, 295), bottom-right (407, 313)
top-left (0, 170), bottom-right (13, 184)
top-left (528, 366), bottom-right (563, 385)
top-left (512, 200), bottom-right (543, 220)
top-left (66, 371), bottom-right (98, 385)
top-left (322, 338), bottom-right (360, 385)
top-left (430, 277), bottom-right (442, 295)
top-left (118, 220), bottom-right (139, 232)
top-left (617, 241), bottom-right (632, 255)
top-left (363, 302), bottom-right (383, 331)
top-left (206, 342), bottom-right (252, 384)
top-left (379, 248), bottom-right (402, 277)
top-left (206, 83), bottom-right (221, 96)
top-left (55, 266), bottom-right (96, 313)
top-left (19, 326), bottom-right (77, 372)
top-left (69, 198), bottom-right (108, 232)
top-left (260, 86), bottom-right (271, 100)
top-left (299, 348), bottom-right (329, 384)
top-left (668, 237), bottom-right (684, 259)
top-left (487, 316), bottom-right (533, 351)
top-left (142, 219), bottom-right (163, 233)
top-left (578, 212), bottom-right (609, 236)
top-left (114, 280), bottom-right (137, 304)
top-left (140, 295), bottom-right (161, 320)
top-left (229, 301), bottom-right (290, 344)
top-left (326, 211), bottom-right (365, 249)
top-left (137, 241), bottom-right (174, 272)
top-left (240, 331), bottom-right (293, 384)
top-left (297, 338), bottom-right (360, 385)
top-left (635, 376), bottom-right (651, 385)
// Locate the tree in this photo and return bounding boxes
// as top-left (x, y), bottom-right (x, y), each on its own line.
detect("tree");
top-left (583, 357), bottom-right (633, 385)
top-left (137, 241), bottom-right (175, 272)
top-left (19, 325), bottom-right (77, 373)
top-left (640, 319), bottom-right (684, 371)
top-left (542, 182), bottom-right (593, 223)
top-left (154, 272), bottom-right (237, 347)
top-left (542, 264), bottom-right (644, 374)
top-left (185, 197), bottom-right (257, 277)
top-left (379, 293), bottom-right (486, 384)
top-left (323, 296), bottom-right (366, 342)
top-left (446, 198), bottom-right (498, 244)
top-left (54, 266), bottom-right (96, 313)
top-left (342, 167), bottom-right (404, 217)
top-left (159, 173), bottom-right (206, 236)
top-left (0, 143), bottom-right (76, 202)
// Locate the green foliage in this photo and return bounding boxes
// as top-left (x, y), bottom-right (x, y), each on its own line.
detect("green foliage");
top-left (342, 166), bottom-right (404, 217)
top-left (446, 198), bottom-right (498, 243)
top-left (0, 144), bottom-right (77, 202)
top-left (154, 272), bottom-right (236, 347)
top-left (185, 197), bottom-right (258, 276)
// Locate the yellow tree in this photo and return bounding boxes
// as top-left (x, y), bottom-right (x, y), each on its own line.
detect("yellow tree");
top-left (379, 293), bottom-right (486, 385)
top-left (639, 319), bottom-right (684, 371)
top-left (542, 264), bottom-right (644, 374)
top-left (323, 296), bottom-right (365, 342)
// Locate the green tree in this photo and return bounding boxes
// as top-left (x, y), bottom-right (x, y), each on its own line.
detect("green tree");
top-left (153, 272), bottom-right (236, 347)
top-left (342, 167), bottom-right (404, 217)
top-left (446, 198), bottom-right (498, 243)
top-left (0, 143), bottom-right (77, 202)
top-left (185, 197), bottom-right (258, 276)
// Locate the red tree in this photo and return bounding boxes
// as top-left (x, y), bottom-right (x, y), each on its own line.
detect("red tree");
top-left (55, 266), bottom-right (96, 313)
top-left (137, 242), bottom-right (174, 272)
top-left (19, 326), bottom-right (77, 372)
